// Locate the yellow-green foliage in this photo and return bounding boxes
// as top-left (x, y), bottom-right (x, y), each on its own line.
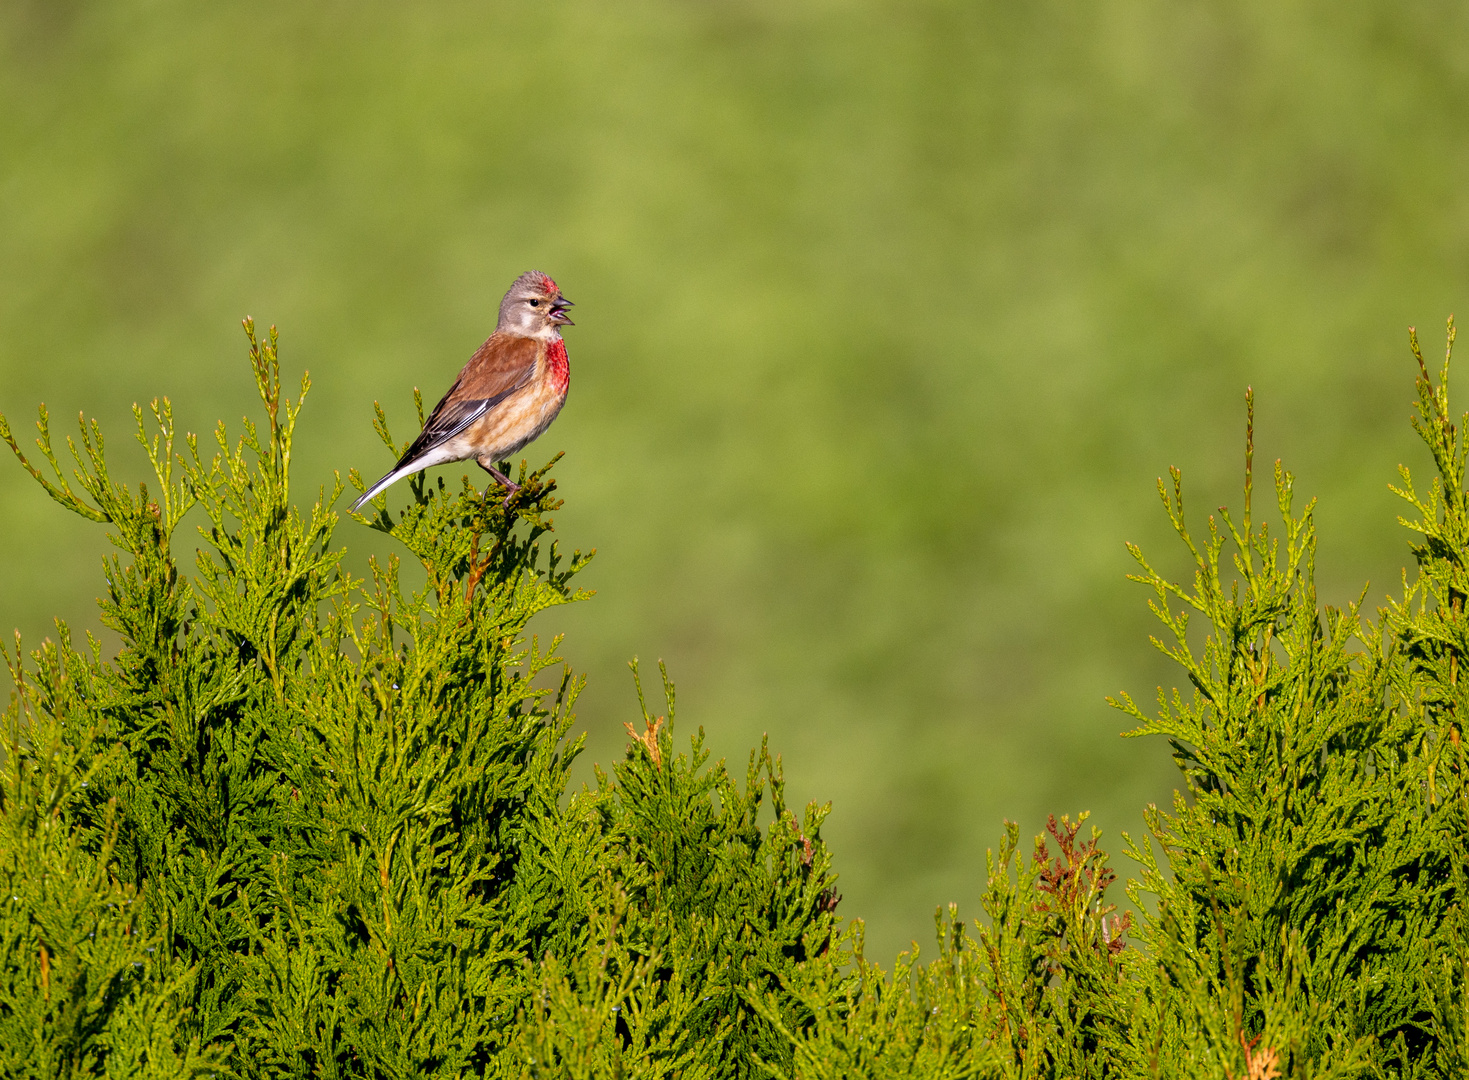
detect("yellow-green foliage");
top-left (4, 319), bottom-right (1469, 1078)
top-left (0, 322), bottom-right (838, 1078)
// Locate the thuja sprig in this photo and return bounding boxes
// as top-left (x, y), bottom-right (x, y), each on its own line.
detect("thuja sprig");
top-left (1108, 387), bottom-right (1341, 770)
top-left (1396, 316), bottom-right (1467, 526)
top-left (0, 395), bottom-right (199, 556)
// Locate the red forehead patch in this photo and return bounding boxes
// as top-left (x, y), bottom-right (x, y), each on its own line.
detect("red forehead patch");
top-left (540, 273), bottom-right (558, 295)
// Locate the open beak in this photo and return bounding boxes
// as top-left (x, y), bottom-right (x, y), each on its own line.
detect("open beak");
top-left (549, 295), bottom-right (575, 326)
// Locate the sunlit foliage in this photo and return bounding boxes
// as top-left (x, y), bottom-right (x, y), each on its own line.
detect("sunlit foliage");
top-left (3, 320), bottom-right (1468, 1076)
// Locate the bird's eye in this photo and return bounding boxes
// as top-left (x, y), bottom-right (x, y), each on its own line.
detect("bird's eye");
top-left (529, 299), bottom-right (540, 307)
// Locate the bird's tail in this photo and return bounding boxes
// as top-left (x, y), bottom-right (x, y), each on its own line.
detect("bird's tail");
top-left (350, 461), bottom-right (423, 512)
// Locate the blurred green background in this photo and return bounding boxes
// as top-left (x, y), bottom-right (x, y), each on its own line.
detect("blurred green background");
top-left (3, 0), bottom-right (1467, 957)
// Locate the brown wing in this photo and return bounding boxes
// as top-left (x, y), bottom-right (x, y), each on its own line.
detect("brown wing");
top-left (393, 333), bottom-right (542, 467)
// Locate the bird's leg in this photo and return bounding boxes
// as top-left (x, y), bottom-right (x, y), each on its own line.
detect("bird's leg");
top-left (477, 458), bottom-right (520, 506)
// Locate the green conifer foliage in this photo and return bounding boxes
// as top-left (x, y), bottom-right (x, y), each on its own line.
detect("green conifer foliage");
top-left (6, 318), bottom-right (1469, 1078)
top-left (1109, 401), bottom-right (1421, 1077)
top-left (757, 322), bottom-right (1469, 1080)
top-left (0, 695), bottom-right (225, 1078)
top-left (0, 322), bottom-right (840, 1077)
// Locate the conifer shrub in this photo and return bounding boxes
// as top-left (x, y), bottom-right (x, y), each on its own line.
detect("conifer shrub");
top-left (0, 322), bottom-right (837, 1078)
top-left (2, 318), bottom-right (1468, 1078)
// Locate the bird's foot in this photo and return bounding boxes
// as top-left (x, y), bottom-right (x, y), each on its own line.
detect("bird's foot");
top-left (478, 461), bottom-right (520, 508)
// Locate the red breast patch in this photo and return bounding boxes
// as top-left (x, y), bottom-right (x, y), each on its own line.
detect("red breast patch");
top-left (545, 338), bottom-right (570, 392)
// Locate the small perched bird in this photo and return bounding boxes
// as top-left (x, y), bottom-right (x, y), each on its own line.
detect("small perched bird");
top-left (352, 270), bottom-right (574, 511)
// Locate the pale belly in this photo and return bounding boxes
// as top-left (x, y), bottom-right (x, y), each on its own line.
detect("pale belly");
top-left (446, 378), bottom-right (568, 465)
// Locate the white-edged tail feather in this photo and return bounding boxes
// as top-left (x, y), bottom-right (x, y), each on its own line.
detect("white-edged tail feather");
top-left (350, 442), bottom-right (466, 512)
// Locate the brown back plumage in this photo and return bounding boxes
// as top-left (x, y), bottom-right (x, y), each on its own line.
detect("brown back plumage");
top-left (391, 333), bottom-right (543, 468)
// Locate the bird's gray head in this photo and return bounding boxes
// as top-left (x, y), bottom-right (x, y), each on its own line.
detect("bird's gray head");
top-left (497, 271), bottom-right (574, 338)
